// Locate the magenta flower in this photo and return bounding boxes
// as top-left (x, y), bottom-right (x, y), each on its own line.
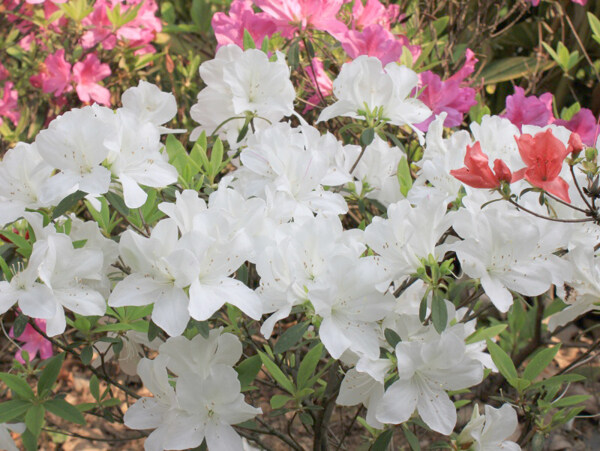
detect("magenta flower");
top-left (340, 24), bottom-right (420, 66)
top-left (72, 53), bottom-right (111, 105)
top-left (352, 0), bottom-right (401, 31)
top-left (415, 49), bottom-right (478, 131)
top-left (503, 86), bottom-right (554, 129)
top-left (254, 0), bottom-right (348, 39)
top-left (212, 0), bottom-right (276, 49)
top-left (9, 319), bottom-right (53, 364)
top-left (555, 108), bottom-right (600, 147)
top-left (0, 82), bottom-right (20, 127)
top-left (303, 57), bottom-right (333, 113)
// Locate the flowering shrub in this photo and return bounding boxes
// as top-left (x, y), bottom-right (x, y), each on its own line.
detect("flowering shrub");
top-left (2, 1), bottom-right (600, 450)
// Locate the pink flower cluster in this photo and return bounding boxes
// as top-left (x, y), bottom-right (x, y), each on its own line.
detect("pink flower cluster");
top-left (30, 51), bottom-right (112, 106)
top-left (504, 87), bottom-right (600, 147)
top-left (5, 0), bottom-right (161, 110)
top-left (212, 0), bottom-right (416, 64)
top-left (81, 0), bottom-right (162, 56)
top-left (0, 63), bottom-right (20, 128)
top-left (9, 318), bottom-right (53, 364)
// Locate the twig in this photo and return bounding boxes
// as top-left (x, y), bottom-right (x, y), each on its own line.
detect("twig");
top-left (27, 319), bottom-right (141, 400)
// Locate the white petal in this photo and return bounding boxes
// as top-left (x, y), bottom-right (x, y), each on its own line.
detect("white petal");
top-left (415, 380), bottom-right (456, 435)
top-left (375, 380), bottom-right (418, 424)
top-left (151, 286), bottom-right (190, 336)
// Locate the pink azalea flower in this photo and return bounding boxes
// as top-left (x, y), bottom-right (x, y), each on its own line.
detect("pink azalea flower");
top-left (9, 319), bottom-right (53, 364)
top-left (81, 0), bottom-right (161, 53)
top-left (254, 0), bottom-right (348, 39)
top-left (352, 0), bottom-right (401, 31)
top-left (415, 49), bottom-right (478, 131)
top-left (303, 57), bottom-right (333, 113)
top-left (0, 63), bottom-right (8, 82)
top-left (340, 24), bottom-right (420, 66)
top-left (503, 86), bottom-right (554, 130)
top-left (0, 82), bottom-right (20, 127)
top-left (31, 49), bottom-right (73, 97)
top-left (555, 108), bottom-right (600, 147)
top-left (72, 53), bottom-right (112, 105)
top-left (213, 0), bottom-right (276, 49)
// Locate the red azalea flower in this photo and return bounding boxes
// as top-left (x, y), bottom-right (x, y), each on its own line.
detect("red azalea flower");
top-left (450, 141), bottom-right (516, 189)
top-left (514, 129), bottom-right (572, 203)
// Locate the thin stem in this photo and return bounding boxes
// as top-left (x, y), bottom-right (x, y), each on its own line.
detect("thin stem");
top-left (570, 165), bottom-right (594, 211)
top-left (43, 427), bottom-right (146, 443)
top-left (507, 198), bottom-right (594, 223)
top-left (27, 319), bottom-right (140, 400)
top-left (543, 190), bottom-right (589, 214)
top-left (562, 6), bottom-right (600, 84)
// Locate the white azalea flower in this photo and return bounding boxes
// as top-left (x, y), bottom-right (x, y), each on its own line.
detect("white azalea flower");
top-left (158, 329), bottom-right (242, 378)
top-left (0, 143), bottom-right (57, 225)
top-left (364, 197), bottom-right (451, 285)
top-left (256, 215), bottom-right (365, 337)
top-left (190, 45), bottom-right (295, 145)
top-left (376, 327), bottom-right (484, 435)
top-left (108, 219), bottom-right (197, 336)
top-left (125, 357), bottom-right (261, 451)
top-left (310, 256), bottom-right (395, 360)
top-left (317, 56), bottom-right (431, 141)
top-left (35, 106), bottom-right (116, 200)
top-left (457, 404), bottom-right (520, 451)
top-left (121, 80), bottom-right (178, 128)
top-left (106, 109), bottom-right (178, 208)
top-left (236, 123), bottom-right (350, 219)
top-left (450, 207), bottom-right (572, 312)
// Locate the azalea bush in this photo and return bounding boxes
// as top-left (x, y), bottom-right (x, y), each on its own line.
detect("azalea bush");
top-left (2, 1), bottom-right (600, 450)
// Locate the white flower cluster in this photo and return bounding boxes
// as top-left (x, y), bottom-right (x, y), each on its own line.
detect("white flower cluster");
top-left (124, 329), bottom-right (261, 451)
top-left (5, 45), bottom-right (600, 449)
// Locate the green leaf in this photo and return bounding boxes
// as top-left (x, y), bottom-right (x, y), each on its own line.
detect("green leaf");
top-left (12, 314), bottom-right (29, 338)
top-left (236, 355), bottom-right (262, 388)
top-left (552, 394), bottom-right (590, 408)
top-left (0, 399), bottom-right (32, 423)
top-left (52, 190), bottom-right (86, 219)
top-left (297, 343), bottom-right (323, 390)
top-left (270, 394), bottom-right (291, 409)
top-left (371, 429), bottom-right (394, 451)
top-left (478, 57), bottom-right (554, 85)
top-left (486, 340), bottom-right (518, 382)
top-left (90, 375), bottom-right (100, 401)
top-left (242, 29), bottom-right (256, 49)
top-left (430, 293), bottom-right (447, 334)
top-left (384, 328), bottom-right (401, 348)
top-left (38, 353), bottom-right (65, 397)
top-left (397, 157), bottom-right (412, 197)
top-left (274, 321), bottom-right (310, 354)
top-left (80, 346), bottom-right (93, 365)
top-left (287, 40), bottom-right (300, 68)
top-left (25, 404), bottom-right (45, 437)
top-left (21, 429), bottom-right (38, 451)
top-left (105, 191), bottom-right (130, 218)
top-left (588, 12), bottom-right (600, 38)
top-left (209, 138), bottom-right (224, 179)
top-left (466, 324), bottom-right (507, 344)
top-left (258, 351), bottom-right (295, 394)
top-left (402, 424), bottom-right (421, 451)
top-left (523, 345), bottom-right (560, 382)
top-left (360, 128), bottom-right (375, 147)
top-left (299, 412), bottom-right (314, 426)
top-left (529, 373), bottom-right (586, 391)
top-left (45, 398), bottom-right (86, 425)
top-left (0, 373), bottom-right (35, 400)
